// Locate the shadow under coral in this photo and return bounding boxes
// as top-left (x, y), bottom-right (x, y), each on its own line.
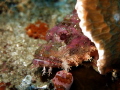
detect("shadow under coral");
top-left (39, 65), bottom-right (120, 90)
top-left (71, 66), bottom-right (112, 90)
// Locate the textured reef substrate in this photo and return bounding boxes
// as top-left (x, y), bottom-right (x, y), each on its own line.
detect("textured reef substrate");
top-left (0, 0), bottom-right (75, 89)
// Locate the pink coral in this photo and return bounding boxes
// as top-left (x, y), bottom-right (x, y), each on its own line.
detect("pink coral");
top-left (52, 70), bottom-right (73, 90)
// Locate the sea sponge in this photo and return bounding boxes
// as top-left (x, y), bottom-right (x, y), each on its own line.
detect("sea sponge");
top-left (25, 20), bottom-right (48, 39)
top-left (52, 70), bottom-right (73, 90)
top-left (76, 0), bottom-right (120, 74)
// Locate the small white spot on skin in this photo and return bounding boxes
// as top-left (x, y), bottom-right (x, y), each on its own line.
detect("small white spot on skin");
top-left (113, 13), bottom-right (120, 22)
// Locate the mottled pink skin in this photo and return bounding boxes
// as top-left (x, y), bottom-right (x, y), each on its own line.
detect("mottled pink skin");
top-left (67, 35), bottom-right (93, 49)
top-left (52, 70), bottom-right (73, 90)
top-left (33, 10), bottom-right (97, 67)
top-left (46, 10), bottom-right (81, 44)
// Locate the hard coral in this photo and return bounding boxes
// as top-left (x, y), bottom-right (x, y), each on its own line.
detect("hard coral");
top-left (25, 20), bottom-right (48, 39)
top-left (76, 0), bottom-right (120, 74)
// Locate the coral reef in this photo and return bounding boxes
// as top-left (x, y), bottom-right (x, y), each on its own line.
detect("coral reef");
top-left (76, 0), bottom-right (120, 74)
top-left (2, 0), bottom-right (120, 89)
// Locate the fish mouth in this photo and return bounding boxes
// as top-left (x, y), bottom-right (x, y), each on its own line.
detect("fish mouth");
top-left (33, 56), bottom-right (62, 68)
